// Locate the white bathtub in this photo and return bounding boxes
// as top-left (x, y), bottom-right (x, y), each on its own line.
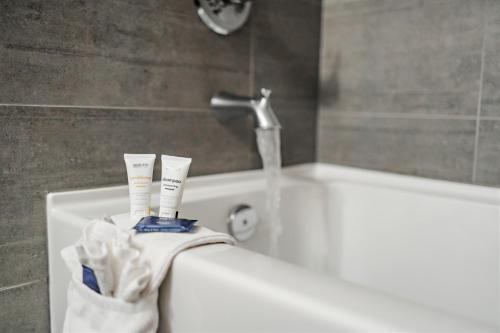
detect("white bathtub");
top-left (47, 163), bottom-right (500, 332)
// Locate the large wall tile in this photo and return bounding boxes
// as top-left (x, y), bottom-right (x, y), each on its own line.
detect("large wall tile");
top-left (0, 281), bottom-right (49, 333)
top-left (320, 0), bottom-right (484, 116)
top-left (475, 119), bottom-right (500, 186)
top-left (252, 1), bottom-right (321, 100)
top-left (477, 0), bottom-right (500, 184)
top-left (0, 46), bottom-right (249, 108)
top-left (0, 239), bottom-right (47, 287)
top-left (0, 177), bottom-right (49, 247)
top-left (318, 114), bottom-right (476, 182)
top-left (0, 0), bottom-right (250, 107)
top-left (480, 1), bottom-right (500, 117)
top-left (254, 0), bottom-right (322, 21)
top-left (275, 99), bottom-right (318, 166)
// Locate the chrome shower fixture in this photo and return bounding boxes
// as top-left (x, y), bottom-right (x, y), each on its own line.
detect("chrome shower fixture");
top-left (195, 0), bottom-right (252, 35)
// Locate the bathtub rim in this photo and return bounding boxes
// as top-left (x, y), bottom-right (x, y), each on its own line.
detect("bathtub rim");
top-left (46, 162), bottom-right (500, 332)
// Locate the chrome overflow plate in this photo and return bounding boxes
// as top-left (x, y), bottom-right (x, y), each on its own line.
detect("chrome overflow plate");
top-left (227, 204), bottom-right (258, 241)
top-left (195, 0), bottom-right (252, 35)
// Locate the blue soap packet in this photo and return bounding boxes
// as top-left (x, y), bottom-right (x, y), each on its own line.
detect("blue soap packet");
top-left (82, 265), bottom-right (101, 294)
top-left (134, 216), bottom-right (198, 233)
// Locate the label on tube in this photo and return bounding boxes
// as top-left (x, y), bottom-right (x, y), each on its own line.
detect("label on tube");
top-left (124, 154), bottom-right (156, 222)
top-left (159, 155), bottom-right (192, 218)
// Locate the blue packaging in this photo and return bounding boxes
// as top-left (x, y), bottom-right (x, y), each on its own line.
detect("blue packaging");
top-left (82, 265), bottom-right (101, 294)
top-left (134, 216), bottom-right (198, 233)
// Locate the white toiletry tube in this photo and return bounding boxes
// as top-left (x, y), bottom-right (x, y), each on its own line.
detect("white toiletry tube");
top-left (124, 154), bottom-right (156, 222)
top-left (159, 154), bottom-right (192, 218)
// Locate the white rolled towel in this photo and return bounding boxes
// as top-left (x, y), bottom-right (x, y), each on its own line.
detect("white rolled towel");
top-left (61, 218), bottom-right (235, 333)
top-left (62, 219), bottom-right (150, 302)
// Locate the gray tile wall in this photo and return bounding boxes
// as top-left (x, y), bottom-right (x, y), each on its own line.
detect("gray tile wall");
top-left (0, 1), bottom-right (320, 331)
top-left (319, 0), bottom-right (500, 186)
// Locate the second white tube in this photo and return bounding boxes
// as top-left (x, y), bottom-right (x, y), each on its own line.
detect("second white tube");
top-left (159, 154), bottom-right (192, 218)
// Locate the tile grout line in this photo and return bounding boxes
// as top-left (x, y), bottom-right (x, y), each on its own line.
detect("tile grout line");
top-left (0, 103), bottom-right (208, 112)
top-left (477, 115), bottom-right (500, 121)
top-left (247, 20), bottom-right (257, 167)
top-left (0, 237), bottom-right (45, 249)
top-left (323, 111), bottom-right (478, 121)
top-left (0, 280), bottom-right (40, 293)
top-left (472, 3), bottom-right (488, 183)
top-left (316, 0), bottom-right (327, 162)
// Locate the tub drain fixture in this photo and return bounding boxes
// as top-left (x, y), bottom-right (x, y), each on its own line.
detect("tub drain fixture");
top-left (227, 204), bottom-right (258, 241)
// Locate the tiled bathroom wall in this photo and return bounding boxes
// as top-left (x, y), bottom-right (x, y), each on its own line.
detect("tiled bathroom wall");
top-left (0, 1), bottom-right (320, 330)
top-left (319, 0), bottom-right (500, 186)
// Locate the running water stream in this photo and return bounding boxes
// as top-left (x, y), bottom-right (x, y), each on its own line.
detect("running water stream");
top-left (255, 127), bottom-right (282, 257)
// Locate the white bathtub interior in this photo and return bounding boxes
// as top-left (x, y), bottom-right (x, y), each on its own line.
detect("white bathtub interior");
top-left (184, 165), bottom-right (500, 327)
top-left (47, 163), bottom-right (500, 332)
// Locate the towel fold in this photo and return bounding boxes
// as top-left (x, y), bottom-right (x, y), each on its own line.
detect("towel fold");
top-left (61, 218), bottom-right (235, 333)
top-left (61, 219), bottom-right (149, 302)
top-left (134, 225), bottom-right (236, 294)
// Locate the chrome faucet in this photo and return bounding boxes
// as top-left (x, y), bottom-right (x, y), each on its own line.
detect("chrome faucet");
top-left (210, 88), bottom-right (281, 129)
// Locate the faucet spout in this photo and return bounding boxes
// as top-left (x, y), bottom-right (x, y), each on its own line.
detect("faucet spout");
top-left (210, 88), bottom-right (281, 130)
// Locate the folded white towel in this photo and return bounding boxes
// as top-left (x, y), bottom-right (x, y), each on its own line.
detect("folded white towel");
top-left (61, 219), bottom-right (235, 333)
top-left (134, 225), bottom-right (235, 294)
